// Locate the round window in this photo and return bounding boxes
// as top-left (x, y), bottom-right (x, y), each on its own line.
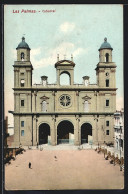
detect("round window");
top-left (59, 95), bottom-right (71, 107)
top-left (106, 72), bottom-right (109, 76)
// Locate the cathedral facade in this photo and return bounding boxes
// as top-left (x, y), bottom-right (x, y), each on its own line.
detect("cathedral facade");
top-left (12, 37), bottom-right (117, 147)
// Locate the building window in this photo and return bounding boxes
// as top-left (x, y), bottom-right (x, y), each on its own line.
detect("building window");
top-left (106, 130), bottom-right (109, 135)
top-left (21, 52), bottom-right (25, 61)
top-left (59, 95), bottom-right (71, 107)
top-left (20, 72), bottom-right (25, 75)
top-left (21, 130), bottom-right (24, 136)
top-left (106, 79), bottom-right (109, 87)
top-left (21, 79), bottom-right (25, 87)
top-left (84, 101), bottom-right (89, 112)
top-left (106, 121), bottom-right (109, 126)
top-left (42, 101), bottom-right (47, 112)
top-left (105, 53), bottom-right (109, 62)
top-left (21, 121), bottom-right (24, 127)
top-left (106, 100), bottom-right (109, 107)
top-left (21, 100), bottom-right (24, 106)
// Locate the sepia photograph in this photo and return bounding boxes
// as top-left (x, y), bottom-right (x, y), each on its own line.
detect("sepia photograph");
top-left (4, 4), bottom-right (124, 190)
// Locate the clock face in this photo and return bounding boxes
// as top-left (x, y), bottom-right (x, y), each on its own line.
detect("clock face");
top-left (59, 95), bottom-right (71, 107)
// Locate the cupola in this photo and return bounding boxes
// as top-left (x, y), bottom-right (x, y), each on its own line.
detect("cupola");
top-left (99, 38), bottom-right (113, 63)
top-left (16, 37), bottom-right (30, 61)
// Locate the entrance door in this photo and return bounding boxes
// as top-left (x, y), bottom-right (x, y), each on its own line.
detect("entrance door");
top-left (39, 123), bottom-right (50, 145)
top-left (57, 120), bottom-right (74, 144)
top-left (81, 123), bottom-right (92, 144)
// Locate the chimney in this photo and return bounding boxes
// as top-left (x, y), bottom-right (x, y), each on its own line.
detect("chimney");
top-left (83, 76), bottom-right (90, 86)
top-left (41, 76), bottom-right (48, 86)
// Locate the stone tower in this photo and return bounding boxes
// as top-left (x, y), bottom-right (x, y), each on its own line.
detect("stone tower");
top-left (13, 37), bottom-right (33, 146)
top-left (55, 57), bottom-right (75, 85)
top-left (96, 37), bottom-right (116, 88)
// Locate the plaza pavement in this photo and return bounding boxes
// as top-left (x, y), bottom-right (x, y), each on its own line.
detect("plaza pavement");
top-left (5, 145), bottom-right (124, 190)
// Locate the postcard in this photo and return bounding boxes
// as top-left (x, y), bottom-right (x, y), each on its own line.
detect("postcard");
top-left (4, 4), bottom-right (124, 190)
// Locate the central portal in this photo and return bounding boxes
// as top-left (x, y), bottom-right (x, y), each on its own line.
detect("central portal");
top-left (57, 120), bottom-right (74, 144)
top-left (39, 123), bottom-right (50, 145)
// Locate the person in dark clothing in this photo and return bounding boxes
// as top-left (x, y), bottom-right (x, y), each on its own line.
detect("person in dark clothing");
top-left (29, 162), bottom-right (31, 169)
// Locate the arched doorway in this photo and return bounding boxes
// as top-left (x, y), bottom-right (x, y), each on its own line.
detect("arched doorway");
top-left (39, 123), bottom-right (50, 145)
top-left (57, 120), bottom-right (74, 144)
top-left (81, 123), bottom-right (92, 144)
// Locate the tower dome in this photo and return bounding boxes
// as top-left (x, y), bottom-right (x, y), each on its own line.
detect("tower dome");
top-left (99, 38), bottom-right (113, 51)
top-left (16, 37), bottom-right (30, 50)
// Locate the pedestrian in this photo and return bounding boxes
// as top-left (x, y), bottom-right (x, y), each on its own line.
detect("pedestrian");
top-left (29, 162), bottom-right (31, 169)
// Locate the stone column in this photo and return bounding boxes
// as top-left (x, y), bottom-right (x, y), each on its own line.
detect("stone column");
top-left (14, 115), bottom-right (20, 147)
top-left (15, 93), bottom-right (20, 112)
top-left (74, 115), bottom-right (80, 145)
top-left (14, 70), bottom-right (16, 87)
top-left (71, 70), bottom-right (74, 85)
top-left (56, 69), bottom-right (60, 85)
top-left (96, 116), bottom-right (99, 145)
top-left (33, 115), bottom-right (37, 146)
top-left (28, 70), bottom-right (31, 87)
top-left (76, 91), bottom-right (79, 111)
top-left (52, 91), bottom-right (55, 112)
top-left (33, 91), bottom-right (37, 112)
top-left (15, 70), bottom-right (19, 87)
top-left (27, 93), bottom-right (31, 112)
top-left (51, 116), bottom-right (56, 145)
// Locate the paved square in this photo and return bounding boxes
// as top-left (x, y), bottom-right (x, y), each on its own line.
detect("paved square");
top-left (5, 149), bottom-right (124, 190)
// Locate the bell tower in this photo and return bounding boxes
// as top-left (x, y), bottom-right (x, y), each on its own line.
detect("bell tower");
top-left (96, 38), bottom-right (116, 88)
top-left (14, 37), bottom-right (33, 88)
top-left (54, 55), bottom-right (75, 85)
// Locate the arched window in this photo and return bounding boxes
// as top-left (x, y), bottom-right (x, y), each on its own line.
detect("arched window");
top-left (21, 52), bottom-right (25, 61)
top-left (105, 53), bottom-right (109, 62)
top-left (106, 79), bottom-right (109, 87)
top-left (60, 72), bottom-right (70, 85)
top-left (42, 101), bottom-right (47, 112)
top-left (84, 101), bottom-right (89, 112)
top-left (21, 79), bottom-right (25, 87)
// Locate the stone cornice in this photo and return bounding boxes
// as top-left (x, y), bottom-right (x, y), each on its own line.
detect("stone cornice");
top-left (13, 87), bottom-right (117, 91)
top-left (95, 65), bottom-right (116, 71)
top-left (13, 112), bottom-right (115, 116)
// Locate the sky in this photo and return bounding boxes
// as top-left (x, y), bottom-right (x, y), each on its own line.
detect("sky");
top-left (4, 4), bottom-right (123, 126)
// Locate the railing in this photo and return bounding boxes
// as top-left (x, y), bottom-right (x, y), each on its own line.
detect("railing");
top-left (57, 139), bottom-right (74, 144)
top-left (81, 139), bottom-right (87, 144)
top-left (95, 147), bottom-right (124, 172)
top-left (32, 84), bottom-right (97, 88)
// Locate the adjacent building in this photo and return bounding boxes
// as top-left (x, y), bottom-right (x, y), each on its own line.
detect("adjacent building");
top-left (114, 109), bottom-right (124, 151)
top-left (12, 37), bottom-right (117, 147)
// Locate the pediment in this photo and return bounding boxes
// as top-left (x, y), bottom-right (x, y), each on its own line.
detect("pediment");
top-left (40, 95), bottom-right (49, 100)
top-left (55, 60), bottom-right (75, 67)
top-left (82, 95), bottom-right (91, 100)
top-left (60, 61), bottom-right (72, 65)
